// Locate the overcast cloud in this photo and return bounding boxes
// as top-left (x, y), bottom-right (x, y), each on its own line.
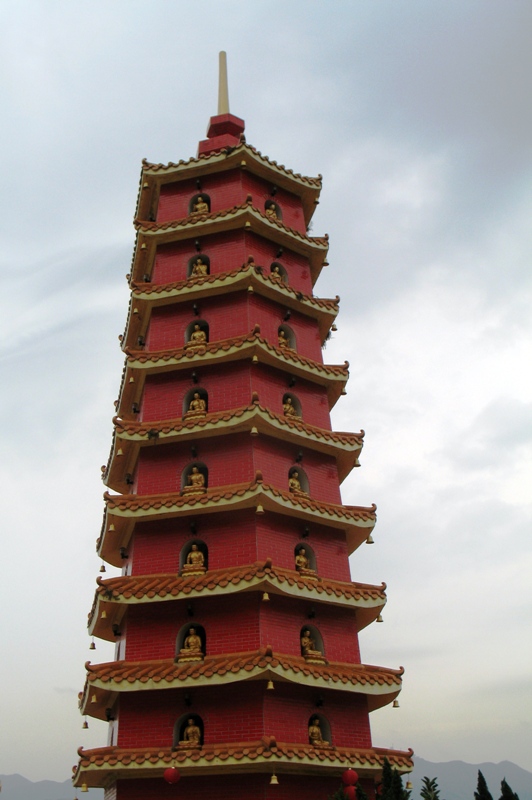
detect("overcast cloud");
top-left (0, 1), bottom-right (530, 782)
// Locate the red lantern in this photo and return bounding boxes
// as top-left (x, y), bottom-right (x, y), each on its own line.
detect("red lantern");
top-left (163, 767), bottom-right (181, 784)
top-left (342, 769), bottom-right (359, 786)
top-left (344, 786), bottom-right (357, 800)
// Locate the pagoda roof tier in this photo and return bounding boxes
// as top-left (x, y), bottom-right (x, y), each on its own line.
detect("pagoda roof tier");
top-left (136, 142), bottom-right (322, 228)
top-left (104, 401), bottom-right (363, 493)
top-left (88, 562), bottom-right (386, 639)
top-left (80, 648), bottom-right (403, 719)
top-left (130, 202), bottom-right (328, 286)
top-left (74, 741), bottom-right (413, 787)
top-left (98, 478), bottom-right (376, 566)
top-left (116, 329), bottom-right (349, 420)
top-left (123, 263), bottom-right (339, 349)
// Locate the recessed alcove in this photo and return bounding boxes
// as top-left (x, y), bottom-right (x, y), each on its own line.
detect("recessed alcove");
top-left (173, 714), bottom-right (204, 748)
top-left (185, 320), bottom-right (209, 346)
top-left (180, 539), bottom-right (209, 572)
top-left (270, 262), bottom-right (288, 282)
top-left (282, 393), bottom-right (302, 418)
top-left (289, 465), bottom-right (309, 494)
top-left (187, 254), bottom-right (210, 278)
top-left (175, 623), bottom-right (206, 658)
top-left (181, 462), bottom-right (208, 490)
top-left (182, 387), bottom-right (208, 416)
top-left (189, 193), bottom-right (211, 215)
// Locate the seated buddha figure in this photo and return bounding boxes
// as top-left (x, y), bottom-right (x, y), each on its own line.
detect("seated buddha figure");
top-left (295, 547), bottom-right (317, 579)
top-left (190, 257), bottom-right (208, 278)
top-left (185, 392), bottom-right (207, 418)
top-left (288, 470), bottom-right (307, 497)
top-left (179, 718), bottom-right (202, 748)
top-left (308, 717), bottom-right (329, 748)
top-left (181, 544), bottom-right (206, 577)
top-left (265, 204), bottom-right (278, 220)
top-left (191, 196), bottom-right (209, 215)
top-left (176, 627), bottom-right (204, 663)
top-left (300, 629), bottom-right (326, 665)
top-left (186, 324), bottom-right (207, 348)
top-left (183, 466), bottom-right (206, 495)
top-left (278, 328), bottom-right (290, 349)
top-left (283, 396), bottom-right (300, 418)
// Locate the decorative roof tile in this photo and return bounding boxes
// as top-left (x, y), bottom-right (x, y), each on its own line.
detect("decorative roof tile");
top-left (74, 741), bottom-right (413, 787)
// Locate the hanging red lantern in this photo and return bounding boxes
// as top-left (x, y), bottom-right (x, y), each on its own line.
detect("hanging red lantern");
top-left (342, 769), bottom-right (359, 786)
top-left (344, 785), bottom-right (357, 800)
top-left (163, 767), bottom-right (181, 784)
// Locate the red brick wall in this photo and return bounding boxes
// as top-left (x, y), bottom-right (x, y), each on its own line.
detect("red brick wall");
top-left (151, 230), bottom-right (313, 295)
top-left (156, 168), bottom-right (306, 235)
top-left (115, 681), bottom-right (370, 749)
top-left (114, 772), bottom-right (375, 800)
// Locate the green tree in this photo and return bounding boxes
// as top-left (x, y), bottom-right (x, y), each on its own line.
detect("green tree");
top-left (499, 778), bottom-right (520, 800)
top-left (475, 771), bottom-right (494, 800)
top-left (379, 759), bottom-right (410, 800)
top-left (420, 777), bottom-right (441, 800)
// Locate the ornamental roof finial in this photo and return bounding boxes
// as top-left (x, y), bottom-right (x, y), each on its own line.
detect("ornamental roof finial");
top-left (218, 51), bottom-right (230, 115)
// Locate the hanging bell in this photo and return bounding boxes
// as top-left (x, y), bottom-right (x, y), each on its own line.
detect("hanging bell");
top-left (393, 700), bottom-right (400, 708)
top-left (366, 534), bottom-right (374, 544)
top-left (267, 680), bottom-right (275, 690)
top-left (91, 694), bottom-right (97, 704)
top-left (406, 781), bottom-right (413, 790)
top-left (376, 614), bottom-right (383, 623)
top-left (100, 562), bottom-right (106, 573)
top-left (255, 505), bottom-right (265, 515)
top-left (81, 783), bottom-right (89, 792)
top-left (270, 774), bottom-right (279, 785)
top-left (262, 592), bottom-right (270, 602)
top-left (82, 719), bottom-right (89, 729)
top-left (89, 639), bottom-right (96, 650)
top-left (101, 610), bottom-right (107, 619)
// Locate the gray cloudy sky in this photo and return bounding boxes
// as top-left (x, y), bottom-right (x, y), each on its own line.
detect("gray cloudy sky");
top-left (1, 0), bottom-right (531, 783)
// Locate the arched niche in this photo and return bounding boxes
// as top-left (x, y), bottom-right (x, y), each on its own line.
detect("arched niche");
top-left (289, 466), bottom-right (309, 495)
top-left (270, 262), bottom-right (288, 282)
top-left (185, 320), bottom-right (209, 347)
top-left (265, 200), bottom-right (281, 221)
top-left (308, 713), bottom-right (332, 747)
top-left (189, 193), bottom-right (210, 215)
top-left (180, 539), bottom-right (208, 573)
top-left (300, 624), bottom-right (325, 658)
top-left (183, 387), bottom-right (208, 417)
top-left (175, 622), bottom-right (206, 658)
top-left (181, 462), bottom-right (208, 491)
top-left (278, 324), bottom-right (296, 350)
top-left (173, 713), bottom-right (204, 749)
top-left (294, 543), bottom-right (317, 572)
top-left (187, 254), bottom-right (210, 279)
top-left (282, 393), bottom-right (302, 419)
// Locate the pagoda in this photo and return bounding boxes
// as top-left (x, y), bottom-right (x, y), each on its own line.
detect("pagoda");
top-left (74, 53), bottom-right (413, 800)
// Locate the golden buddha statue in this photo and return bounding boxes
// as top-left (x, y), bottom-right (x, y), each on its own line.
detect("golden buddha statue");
top-left (183, 466), bottom-right (206, 495)
top-left (185, 392), bottom-right (207, 418)
top-left (179, 718), bottom-right (202, 747)
top-left (191, 197), bottom-right (209, 215)
top-left (278, 329), bottom-right (290, 349)
top-left (265, 204), bottom-right (278, 220)
top-left (186, 324), bottom-right (207, 348)
top-left (295, 547), bottom-right (317, 579)
top-left (289, 471), bottom-right (307, 496)
top-left (176, 627), bottom-right (204, 663)
top-left (283, 396), bottom-right (299, 418)
top-left (308, 717), bottom-right (329, 748)
top-left (181, 544), bottom-right (206, 576)
top-left (300, 629), bottom-right (326, 664)
top-left (190, 258), bottom-right (208, 277)
top-left (271, 265), bottom-right (282, 279)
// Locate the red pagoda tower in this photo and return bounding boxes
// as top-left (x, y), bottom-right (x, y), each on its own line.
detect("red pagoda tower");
top-left (74, 53), bottom-right (413, 800)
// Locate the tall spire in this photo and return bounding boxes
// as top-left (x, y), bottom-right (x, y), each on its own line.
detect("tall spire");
top-left (218, 51), bottom-right (230, 115)
top-left (198, 51), bottom-right (245, 157)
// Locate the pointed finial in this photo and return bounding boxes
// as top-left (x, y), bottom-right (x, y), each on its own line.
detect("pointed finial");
top-left (218, 51), bottom-right (230, 115)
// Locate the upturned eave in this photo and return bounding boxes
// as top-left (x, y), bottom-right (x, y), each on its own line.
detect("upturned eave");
top-left (98, 480), bottom-right (376, 567)
top-left (130, 203), bottom-right (328, 287)
top-left (104, 402), bottom-right (363, 493)
top-left (88, 563), bottom-right (386, 639)
top-left (122, 263), bottom-right (339, 350)
top-left (138, 142), bottom-right (322, 226)
top-left (115, 330), bottom-right (349, 420)
top-left (73, 741), bottom-right (413, 787)
top-left (80, 649), bottom-right (402, 719)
